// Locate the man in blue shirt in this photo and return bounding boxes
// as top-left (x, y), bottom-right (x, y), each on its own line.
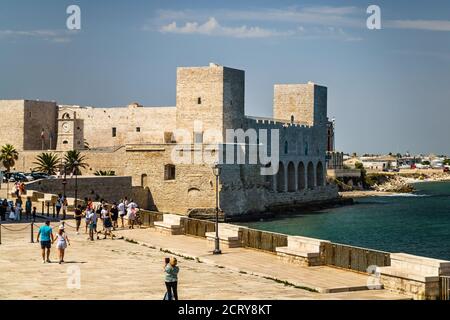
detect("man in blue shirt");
top-left (37, 220), bottom-right (54, 263)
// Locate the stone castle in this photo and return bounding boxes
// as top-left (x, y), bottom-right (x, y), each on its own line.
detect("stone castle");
top-left (0, 63), bottom-right (338, 217)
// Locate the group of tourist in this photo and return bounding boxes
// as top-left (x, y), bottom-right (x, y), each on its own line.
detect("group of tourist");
top-left (35, 197), bottom-right (180, 300)
top-left (69, 197), bottom-right (140, 240)
top-left (0, 197), bottom-right (36, 222)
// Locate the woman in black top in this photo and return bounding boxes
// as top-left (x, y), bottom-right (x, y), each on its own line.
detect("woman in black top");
top-left (110, 203), bottom-right (119, 230)
top-left (74, 205), bottom-right (83, 234)
top-left (0, 199), bottom-right (7, 221)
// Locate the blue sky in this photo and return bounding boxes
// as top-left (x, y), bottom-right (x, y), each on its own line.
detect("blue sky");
top-left (1, 0), bottom-right (450, 154)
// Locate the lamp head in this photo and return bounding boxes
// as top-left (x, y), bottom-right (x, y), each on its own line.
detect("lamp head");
top-left (212, 163), bottom-right (221, 177)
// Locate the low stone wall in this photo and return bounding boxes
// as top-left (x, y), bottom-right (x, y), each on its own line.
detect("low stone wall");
top-left (240, 228), bottom-right (288, 253)
top-left (26, 176), bottom-right (132, 203)
top-left (321, 242), bottom-right (391, 273)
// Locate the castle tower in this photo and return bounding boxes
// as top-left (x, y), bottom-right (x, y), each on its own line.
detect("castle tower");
top-left (273, 82), bottom-right (327, 127)
top-left (56, 109), bottom-right (84, 151)
top-left (175, 63), bottom-right (245, 143)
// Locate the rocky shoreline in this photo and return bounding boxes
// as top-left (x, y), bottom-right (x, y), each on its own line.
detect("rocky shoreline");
top-left (340, 171), bottom-right (450, 198)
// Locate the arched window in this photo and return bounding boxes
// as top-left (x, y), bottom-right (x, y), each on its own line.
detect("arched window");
top-left (62, 113), bottom-right (71, 120)
top-left (304, 142), bottom-right (309, 156)
top-left (291, 115), bottom-right (295, 123)
top-left (284, 141), bottom-right (289, 154)
top-left (307, 162), bottom-right (315, 189)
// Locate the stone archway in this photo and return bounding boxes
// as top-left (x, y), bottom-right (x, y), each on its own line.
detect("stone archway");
top-left (277, 162), bottom-right (285, 192)
top-left (298, 162), bottom-right (305, 190)
top-left (287, 162), bottom-right (296, 192)
top-left (307, 161), bottom-right (315, 189)
top-left (316, 161), bottom-right (324, 186)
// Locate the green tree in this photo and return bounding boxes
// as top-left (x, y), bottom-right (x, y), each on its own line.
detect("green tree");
top-left (64, 150), bottom-right (88, 175)
top-left (94, 170), bottom-right (116, 176)
top-left (0, 144), bottom-right (19, 172)
top-left (354, 162), bottom-right (364, 170)
top-left (444, 159), bottom-right (450, 166)
top-left (422, 160), bottom-right (431, 166)
top-left (33, 153), bottom-right (60, 175)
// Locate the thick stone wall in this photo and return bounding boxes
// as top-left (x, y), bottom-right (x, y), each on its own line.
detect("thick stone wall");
top-left (273, 83), bottom-right (327, 127)
top-left (26, 176), bottom-right (132, 203)
top-left (58, 104), bottom-right (177, 149)
top-left (0, 100), bottom-right (25, 150)
top-left (24, 100), bottom-right (58, 150)
top-left (176, 64), bottom-right (245, 142)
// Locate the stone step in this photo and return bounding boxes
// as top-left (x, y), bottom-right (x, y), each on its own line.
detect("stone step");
top-left (390, 253), bottom-right (450, 276)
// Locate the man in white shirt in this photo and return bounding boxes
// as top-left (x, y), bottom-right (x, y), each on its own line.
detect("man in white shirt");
top-left (88, 210), bottom-right (98, 241)
top-left (118, 200), bottom-right (126, 228)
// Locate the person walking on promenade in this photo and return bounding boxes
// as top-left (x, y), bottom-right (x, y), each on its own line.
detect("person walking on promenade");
top-left (55, 194), bottom-right (63, 219)
top-left (53, 225), bottom-right (70, 264)
top-left (118, 200), bottom-right (126, 228)
top-left (87, 209), bottom-right (98, 241)
top-left (164, 257), bottom-right (179, 300)
top-left (96, 203), bottom-right (103, 233)
top-left (19, 182), bottom-right (25, 195)
top-left (14, 198), bottom-right (22, 222)
top-left (101, 205), bottom-right (114, 239)
top-left (74, 205), bottom-right (83, 234)
top-left (84, 207), bottom-right (91, 234)
top-left (37, 220), bottom-right (54, 263)
top-left (62, 197), bottom-right (68, 220)
top-left (32, 206), bottom-right (37, 222)
top-left (127, 202), bottom-right (136, 229)
top-left (25, 197), bottom-right (32, 221)
top-left (0, 199), bottom-right (7, 221)
top-left (110, 202), bottom-right (119, 230)
top-left (14, 182), bottom-right (20, 198)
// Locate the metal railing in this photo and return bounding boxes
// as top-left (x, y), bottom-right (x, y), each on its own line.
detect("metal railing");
top-left (0, 222), bottom-right (36, 244)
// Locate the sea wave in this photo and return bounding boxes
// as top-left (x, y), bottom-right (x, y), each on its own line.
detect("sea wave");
top-left (384, 193), bottom-right (429, 197)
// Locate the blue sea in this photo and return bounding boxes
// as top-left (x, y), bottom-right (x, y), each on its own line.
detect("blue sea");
top-left (239, 182), bottom-right (450, 260)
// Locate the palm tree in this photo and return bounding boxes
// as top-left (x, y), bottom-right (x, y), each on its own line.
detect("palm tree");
top-left (64, 150), bottom-right (88, 175)
top-left (94, 170), bottom-right (116, 176)
top-left (0, 144), bottom-right (19, 172)
top-left (33, 153), bottom-right (60, 175)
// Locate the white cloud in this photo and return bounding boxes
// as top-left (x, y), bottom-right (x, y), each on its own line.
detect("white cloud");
top-left (156, 6), bottom-right (363, 27)
top-left (151, 6), bottom-right (365, 40)
top-left (0, 29), bottom-right (76, 43)
top-left (387, 20), bottom-right (450, 32)
top-left (160, 17), bottom-right (292, 38)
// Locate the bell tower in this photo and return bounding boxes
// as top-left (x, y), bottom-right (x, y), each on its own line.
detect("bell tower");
top-left (56, 110), bottom-right (84, 150)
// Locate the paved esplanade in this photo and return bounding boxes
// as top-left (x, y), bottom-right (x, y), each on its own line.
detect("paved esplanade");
top-left (0, 224), bottom-right (408, 300)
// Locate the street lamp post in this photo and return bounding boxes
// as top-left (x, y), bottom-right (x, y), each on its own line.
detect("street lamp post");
top-left (62, 162), bottom-right (67, 200)
top-left (73, 160), bottom-right (79, 210)
top-left (212, 163), bottom-right (222, 255)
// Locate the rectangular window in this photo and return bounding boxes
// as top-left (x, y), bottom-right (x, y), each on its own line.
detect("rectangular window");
top-left (197, 97), bottom-right (201, 104)
top-left (136, 127), bottom-right (141, 132)
top-left (112, 127), bottom-right (117, 137)
top-left (194, 132), bottom-right (203, 144)
top-left (164, 132), bottom-right (175, 143)
top-left (164, 164), bottom-right (176, 181)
